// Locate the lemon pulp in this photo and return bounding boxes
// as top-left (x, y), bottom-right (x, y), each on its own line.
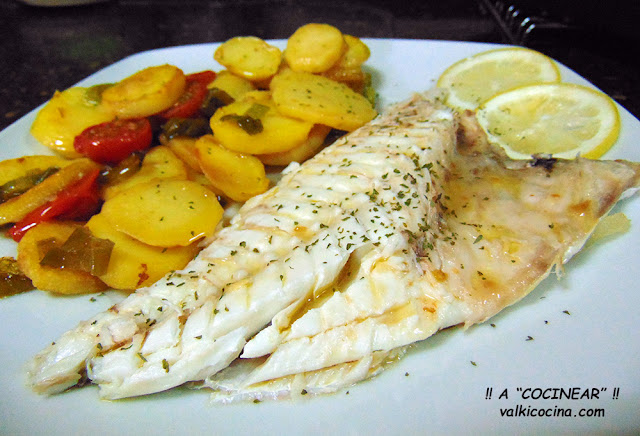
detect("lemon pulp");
top-left (437, 47), bottom-right (561, 111)
top-left (476, 83), bottom-right (620, 160)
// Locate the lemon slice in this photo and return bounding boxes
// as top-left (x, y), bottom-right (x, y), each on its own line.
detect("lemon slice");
top-left (437, 47), bottom-right (561, 111)
top-left (476, 83), bottom-right (620, 160)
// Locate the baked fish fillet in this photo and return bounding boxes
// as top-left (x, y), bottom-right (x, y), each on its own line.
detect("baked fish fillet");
top-left (27, 92), bottom-right (640, 401)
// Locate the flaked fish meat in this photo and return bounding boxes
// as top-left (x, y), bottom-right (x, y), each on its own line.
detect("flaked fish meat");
top-left (27, 92), bottom-right (640, 401)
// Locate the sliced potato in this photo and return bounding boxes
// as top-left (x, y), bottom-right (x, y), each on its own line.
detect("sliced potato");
top-left (207, 70), bottom-right (256, 101)
top-left (86, 213), bottom-right (200, 290)
top-left (0, 155), bottom-right (71, 186)
top-left (0, 158), bottom-right (100, 226)
top-left (284, 23), bottom-right (346, 73)
top-left (101, 179), bottom-right (224, 247)
top-left (17, 222), bottom-right (107, 294)
top-left (331, 35), bottom-right (370, 71)
top-left (30, 87), bottom-right (116, 157)
top-left (323, 68), bottom-right (369, 93)
top-left (163, 136), bottom-right (201, 172)
top-left (195, 135), bottom-right (269, 202)
top-left (160, 137), bottom-right (222, 193)
top-left (163, 138), bottom-right (225, 196)
top-left (270, 71), bottom-right (377, 131)
top-left (260, 124), bottom-right (332, 166)
top-left (186, 169), bottom-right (225, 197)
top-left (210, 91), bottom-right (314, 155)
top-left (102, 146), bottom-right (188, 200)
top-left (322, 36), bottom-right (371, 92)
top-left (214, 37), bottom-right (282, 81)
top-left (249, 64), bottom-right (287, 90)
top-left (101, 64), bottom-right (186, 118)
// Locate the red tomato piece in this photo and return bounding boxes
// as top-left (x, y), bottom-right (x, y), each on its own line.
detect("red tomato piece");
top-left (187, 70), bottom-right (217, 87)
top-left (8, 168), bottom-right (102, 242)
top-left (74, 118), bottom-right (153, 165)
top-left (157, 80), bottom-right (208, 120)
top-left (156, 71), bottom-right (216, 120)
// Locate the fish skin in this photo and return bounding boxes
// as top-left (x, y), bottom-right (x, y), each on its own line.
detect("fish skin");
top-left (26, 92), bottom-right (640, 401)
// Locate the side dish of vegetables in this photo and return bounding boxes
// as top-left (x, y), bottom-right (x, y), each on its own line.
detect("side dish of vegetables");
top-left (0, 23), bottom-right (376, 297)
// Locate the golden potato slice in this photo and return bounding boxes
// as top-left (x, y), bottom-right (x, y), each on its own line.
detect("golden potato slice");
top-left (30, 87), bottom-right (116, 157)
top-left (101, 179), bottom-right (224, 247)
top-left (0, 155), bottom-right (70, 187)
top-left (17, 222), bottom-right (107, 294)
top-left (284, 23), bottom-right (346, 73)
top-left (270, 71), bottom-right (377, 131)
top-left (210, 91), bottom-right (314, 155)
top-left (163, 136), bottom-right (201, 172)
top-left (260, 124), bottom-right (332, 166)
top-left (102, 64), bottom-right (186, 118)
top-left (102, 146), bottom-right (188, 200)
top-left (186, 170), bottom-right (225, 198)
top-left (160, 137), bottom-right (222, 194)
top-left (195, 135), bottom-right (269, 202)
top-left (214, 37), bottom-right (282, 81)
top-left (322, 36), bottom-right (371, 92)
top-left (0, 158), bottom-right (100, 226)
top-left (329, 35), bottom-right (370, 71)
top-left (163, 137), bottom-right (225, 196)
top-left (86, 213), bottom-right (200, 290)
top-left (207, 70), bottom-right (256, 101)
top-left (326, 70), bottom-right (369, 94)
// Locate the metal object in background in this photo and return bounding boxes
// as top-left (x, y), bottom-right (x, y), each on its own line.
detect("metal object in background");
top-left (477, 0), bottom-right (639, 123)
top-left (478, 0), bottom-right (536, 45)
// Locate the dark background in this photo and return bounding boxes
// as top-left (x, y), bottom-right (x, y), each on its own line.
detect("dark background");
top-left (1, 0), bottom-right (638, 132)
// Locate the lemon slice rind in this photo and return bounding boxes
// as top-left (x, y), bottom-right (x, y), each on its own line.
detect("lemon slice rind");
top-left (475, 83), bottom-right (621, 160)
top-left (437, 47), bottom-right (561, 111)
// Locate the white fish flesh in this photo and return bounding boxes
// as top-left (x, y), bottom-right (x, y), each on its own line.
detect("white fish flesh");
top-left (26, 92), bottom-right (640, 401)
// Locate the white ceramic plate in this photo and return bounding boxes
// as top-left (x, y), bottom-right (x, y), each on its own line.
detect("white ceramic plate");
top-left (1, 39), bottom-right (639, 435)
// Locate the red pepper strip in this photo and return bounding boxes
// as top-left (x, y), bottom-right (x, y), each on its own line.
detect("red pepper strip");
top-left (157, 70), bottom-right (216, 120)
top-left (8, 168), bottom-right (102, 242)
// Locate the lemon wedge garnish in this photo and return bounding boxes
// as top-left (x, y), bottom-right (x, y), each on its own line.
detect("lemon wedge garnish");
top-left (437, 47), bottom-right (561, 111)
top-left (476, 83), bottom-right (621, 159)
